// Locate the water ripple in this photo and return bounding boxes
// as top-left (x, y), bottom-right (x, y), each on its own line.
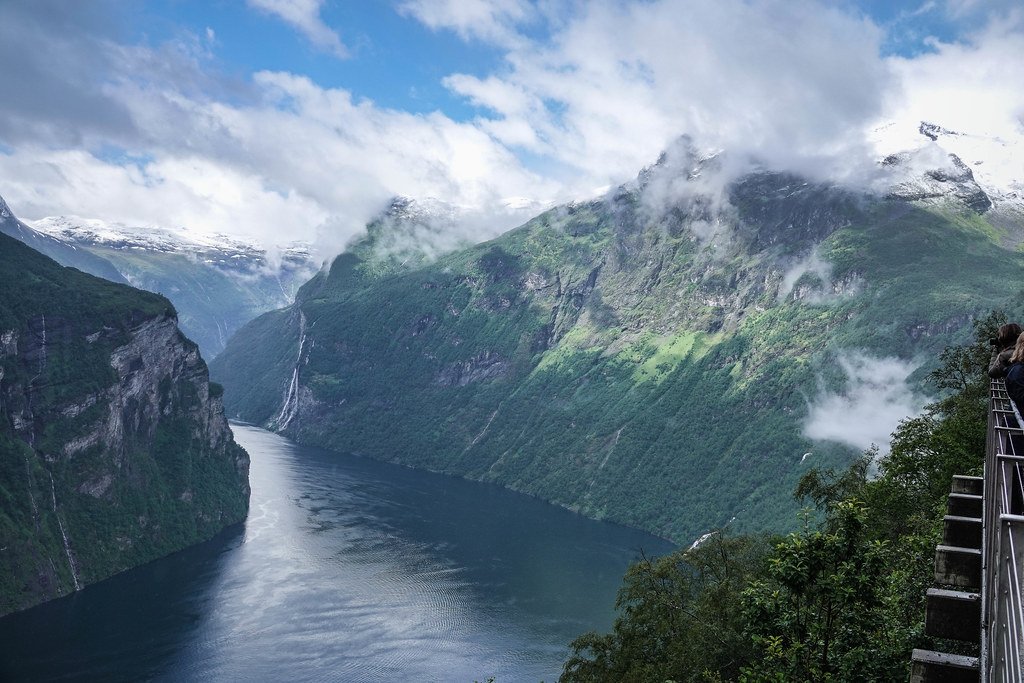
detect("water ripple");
top-left (0, 424), bottom-right (675, 683)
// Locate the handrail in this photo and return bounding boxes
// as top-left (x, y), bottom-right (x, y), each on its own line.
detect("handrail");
top-left (983, 380), bottom-right (1024, 682)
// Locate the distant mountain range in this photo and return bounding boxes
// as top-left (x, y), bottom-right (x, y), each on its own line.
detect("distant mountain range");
top-left (209, 120), bottom-right (1024, 544)
top-left (0, 199), bottom-right (318, 358)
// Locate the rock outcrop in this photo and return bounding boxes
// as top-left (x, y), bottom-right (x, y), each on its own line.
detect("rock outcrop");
top-left (0, 232), bottom-right (249, 616)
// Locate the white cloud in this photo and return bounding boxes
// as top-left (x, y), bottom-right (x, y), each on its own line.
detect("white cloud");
top-left (398, 0), bottom-right (535, 47)
top-left (884, 12), bottom-right (1024, 140)
top-left (778, 247), bottom-right (834, 302)
top-left (0, 66), bottom-right (560, 260)
top-left (941, 0), bottom-right (1020, 19)
top-left (246, 0), bottom-right (347, 57)
top-left (439, 0), bottom-right (893, 188)
top-left (0, 148), bottom-right (329, 245)
top-left (803, 353), bottom-right (929, 454)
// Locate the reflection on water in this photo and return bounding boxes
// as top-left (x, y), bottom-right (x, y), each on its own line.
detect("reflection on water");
top-left (0, 425), bottom-right (674, 682)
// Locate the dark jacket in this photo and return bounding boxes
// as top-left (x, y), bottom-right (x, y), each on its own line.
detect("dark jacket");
top-left (1006, 363), bottom-right (1024, 411)
top-left (990, 347), bottom-right (1016, 378)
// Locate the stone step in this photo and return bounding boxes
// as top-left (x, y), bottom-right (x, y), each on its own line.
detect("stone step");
top-left (934, 545), bottom-right (982, 590)
top-left (947, 493), bottom-right (983, 518)
top-left (943, 515), bottom-right (982, 550)
top-left (951, 475), bottom-right (983, 496)
top-left (910, 649), bottom-right (979, 683)
top-left (925, 588), bottom-right (980, 643)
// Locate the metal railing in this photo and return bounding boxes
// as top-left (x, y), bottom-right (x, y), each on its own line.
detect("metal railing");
top-left (983, 380), bottom-right (1024, 682)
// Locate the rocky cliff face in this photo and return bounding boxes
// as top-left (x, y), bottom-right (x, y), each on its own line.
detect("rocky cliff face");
top-left (0, 232), bottom-right (249, 616)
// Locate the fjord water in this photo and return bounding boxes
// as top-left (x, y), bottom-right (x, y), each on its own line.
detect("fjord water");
top-left (0, 425), bottom-right (674, 682)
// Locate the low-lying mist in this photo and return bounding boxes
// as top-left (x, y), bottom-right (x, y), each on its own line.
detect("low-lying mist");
top-left (803, 352), bottom-right (930, 455)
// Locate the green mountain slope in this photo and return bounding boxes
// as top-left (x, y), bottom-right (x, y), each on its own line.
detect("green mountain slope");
top-left (212, 151), bottom-right (1024, 543)
top-left (0, 233), bottom-right (250, 615)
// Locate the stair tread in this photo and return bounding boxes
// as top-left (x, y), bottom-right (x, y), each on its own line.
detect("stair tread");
top-left (936, 544), bottom-right (981, 554)
top-left (911, 649), bottom-right (979, 668)
top-left (926, 587), bottom-right (979, 600)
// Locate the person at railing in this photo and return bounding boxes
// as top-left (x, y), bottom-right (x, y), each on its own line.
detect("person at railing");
top-left (989, 322), bottom-right (1023, 378)
top-left (1004, 334), bottom-right (1024, 410)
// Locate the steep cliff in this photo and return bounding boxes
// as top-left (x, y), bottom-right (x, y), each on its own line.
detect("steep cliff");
top-left (0, 232), bottom-right (250, 616)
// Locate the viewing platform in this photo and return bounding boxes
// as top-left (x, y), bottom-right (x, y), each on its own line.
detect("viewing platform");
top-left (911, 379), bottom-right (1024, 682)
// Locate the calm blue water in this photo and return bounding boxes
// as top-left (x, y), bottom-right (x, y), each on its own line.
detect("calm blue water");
top-left (0, 425), bottom-right (674, 682)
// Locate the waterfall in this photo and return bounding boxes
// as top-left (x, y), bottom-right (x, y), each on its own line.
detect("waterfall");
top-left (39, 313), bottom-right (46, 372)
top-left (48, 473), bottom-right (81, 592)
top-left (272, 311), bottom-right (306, 432)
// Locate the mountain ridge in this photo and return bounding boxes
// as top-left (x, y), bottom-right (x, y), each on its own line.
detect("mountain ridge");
top-left (212, 124), bottom-right (1024, 543)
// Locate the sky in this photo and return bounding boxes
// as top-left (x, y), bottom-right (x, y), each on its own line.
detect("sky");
top-left (0, 0), bottom-right (1021, 256)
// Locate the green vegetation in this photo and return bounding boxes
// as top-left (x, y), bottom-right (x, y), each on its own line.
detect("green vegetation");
top-left (562, 533), bottom-right (770, 682)
top-left (0, 233), bottom-right (172, 333)
top-left (559, 314), bottom-right (1000, 681)
top-left (0, 233), bottom-right (249, 615)
top-left (212, 173), bottom-right (1024, 544)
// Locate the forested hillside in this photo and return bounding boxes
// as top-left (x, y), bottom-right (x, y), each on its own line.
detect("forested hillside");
top-left (560, 316), bottom-right (1003, 681)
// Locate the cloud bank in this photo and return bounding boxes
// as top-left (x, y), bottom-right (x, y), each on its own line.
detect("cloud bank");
top-left (803, 353), bottom-right (930, 454)
top-left (778, 248), bottom-right (835, 303)
top-left (0, 0), bottom-right (1021, 260)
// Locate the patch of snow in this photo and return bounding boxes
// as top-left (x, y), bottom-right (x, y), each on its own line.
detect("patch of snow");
top-left (30, 215), bottom-right (312, 262)
top-left (870, 119), bottom-right (1024, 204)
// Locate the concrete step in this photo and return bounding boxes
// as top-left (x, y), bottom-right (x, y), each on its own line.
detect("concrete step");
top-left (934, 545), bottom-right (982, 590)
top-left (947, 493), bottom-right (983, 518)
top-left (925, 588), bottom-right (980, 643)
top-left (951, 475), bottom-right (983, 496)
top-left (943, 515), bottom-right (982, 550)
top-left (910, 649), bottom-right (979, 683)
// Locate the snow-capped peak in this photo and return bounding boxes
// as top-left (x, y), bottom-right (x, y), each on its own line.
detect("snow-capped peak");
top-left (32, 215), bottom-right (255, 254)
top-left (383, 196), bottom-right (463, 225)
top-left (870, 119), bottom-right (1024, 203)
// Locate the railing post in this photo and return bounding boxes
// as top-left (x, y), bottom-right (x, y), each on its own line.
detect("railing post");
top-left (983, 381), bottom-right (1024, 682)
